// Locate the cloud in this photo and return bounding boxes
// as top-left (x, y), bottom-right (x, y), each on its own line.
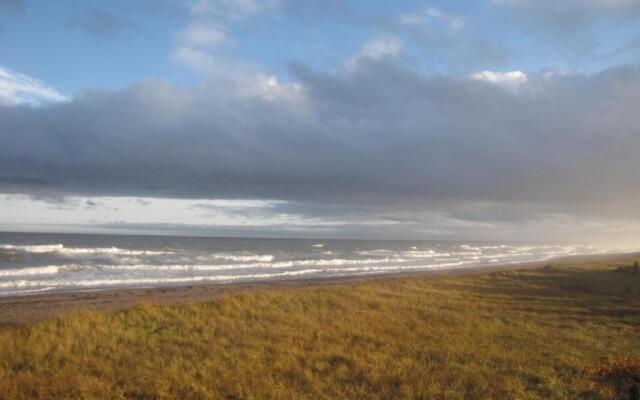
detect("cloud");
top-left (36, 210), bottom-right (640, 243)
top-left (177, 23), bottom-right (230, 50)
top-left (1, 58), bottom-right (640, 238)
top-left (189, 0), bottom-right (280, 20)
top-left (399, 7), bottom-right (466, 32)
top-left (391, 6), bottom-right (507, 72)
top-left (171, 1), bottom-right (303, 103)
top-left (346, 36), bottom-right (403, 71)
top-left (173, 0), bottom-right (280, 74)
top-left (471, 70), bottom-right (528, 92)
top-left (2, 2), bottom-right (640, 241)
top-left (85, 199), bottom-right (100, 208)
top-left (0, 66), bottom-right (68, 106)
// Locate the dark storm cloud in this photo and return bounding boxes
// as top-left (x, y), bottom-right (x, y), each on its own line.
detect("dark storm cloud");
top-left (26, 194), bottom-right (79, 210)
top-left (66, 8), bottom-right (136, 38)
top-left (1, 60), bottom-right (640, 223)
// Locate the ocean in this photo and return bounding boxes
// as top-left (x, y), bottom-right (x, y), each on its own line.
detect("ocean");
top-left (0, 232), bottom-right (627, 296)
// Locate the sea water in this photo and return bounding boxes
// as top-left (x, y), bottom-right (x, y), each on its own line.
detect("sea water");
top-left (0, 232), bottom-right (628, 296)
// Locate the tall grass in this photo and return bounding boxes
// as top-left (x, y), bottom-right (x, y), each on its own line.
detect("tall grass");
top-left (0, 259), bottom-right (639, 399)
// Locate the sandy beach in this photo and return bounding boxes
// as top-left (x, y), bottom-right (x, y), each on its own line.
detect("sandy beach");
top-left (1, 252), bottom-right (636, 327)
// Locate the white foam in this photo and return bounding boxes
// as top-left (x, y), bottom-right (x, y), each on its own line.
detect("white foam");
top-left (294, 257), bottom-right (408, 266)
top-left (0, 243), bottom-right (172, 256)
top-left (59, 247), bottom-right (172, 256)
top-left (94, 257), bottom-right (416, 272)
top-left (204, 253), bottom-right (274, 262)
top-left (404, 250), bottom-right (451, 258)
top-left (0, 268), bottom-right (325, 292)
top-left (324, 260), bottom-right (469, 273)
top-left (0, 266), bottom-right (60, 277)
top-left (0, 244), bottom-right (65, 253)
top-left (356, 249), bottom-right (395, 256)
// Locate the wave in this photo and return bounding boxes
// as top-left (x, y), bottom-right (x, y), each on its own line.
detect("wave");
top-left (203, 253), bottom-right (274, 262)
top-left (404, 250), bottom-right (452, 258)
top-left (59, 257), bottom-right (419, 272)
top-left (0, 266), bottom-right (60, 277)
top-left (0, 244), bottom-right (280, 264)
top-left (0, 258), bottom-right (492, 293)
top-left (0, 250), bottom-right (575, 278)
top-left (0, 240), bottom-right (630, 296)
top-left (3, 251), bottom-right (564, 294)
top-left (0, 255), bottom-right (476, 277)
top-left (357, 249), bottom-right (458, 259)
top-left (0, 268), bottom-right (326, 292)
top-left (356, 249), bottom-right (396, 256)
top-left (59, 247), bottom-right (172, 256)
top-left (0, 243), bottom-right (172, 256)
top-left (0, 244), bottom-right (65, 253)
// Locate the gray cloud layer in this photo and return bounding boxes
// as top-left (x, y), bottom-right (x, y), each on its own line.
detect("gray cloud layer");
top-left (1, 60), bottom-right (640, 225)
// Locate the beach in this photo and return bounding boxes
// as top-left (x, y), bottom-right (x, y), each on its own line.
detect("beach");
top-left (0, 259), bottom-right (539, 326)
top-left (0, 252), bottom-right (636, 327)
top-left (0, 252), bottom-right (639, 398)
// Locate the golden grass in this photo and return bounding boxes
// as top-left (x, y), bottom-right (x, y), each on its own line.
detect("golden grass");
top-left (0, 259), bottom-right (639, 399)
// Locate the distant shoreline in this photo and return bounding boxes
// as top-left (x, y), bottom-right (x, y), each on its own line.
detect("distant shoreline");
top-left (0, 252), bottom-right (637, 327)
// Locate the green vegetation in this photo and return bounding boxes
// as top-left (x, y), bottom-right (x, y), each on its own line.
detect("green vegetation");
top-left (1, 259), bottom-right (639, 399)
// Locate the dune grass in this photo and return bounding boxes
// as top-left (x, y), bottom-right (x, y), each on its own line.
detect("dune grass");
top-left (0, 258), bottom-right (639, 399)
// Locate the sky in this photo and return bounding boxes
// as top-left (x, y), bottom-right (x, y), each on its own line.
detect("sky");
top-left (0, 0), bottom-right (639, 243)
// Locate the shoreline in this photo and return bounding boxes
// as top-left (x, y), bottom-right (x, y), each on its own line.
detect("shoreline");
top-left (0, 251), bottom-right (637, 327)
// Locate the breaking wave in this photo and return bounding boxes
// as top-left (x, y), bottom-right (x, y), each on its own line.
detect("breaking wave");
top-left (0, 266), bottom-right (61, 277)
top-left (0, 244), bottom-right (172, 256)
top-left (0, 244), bottom-right (65, 253)
top-left (0, 237), bottom-right (631, 296)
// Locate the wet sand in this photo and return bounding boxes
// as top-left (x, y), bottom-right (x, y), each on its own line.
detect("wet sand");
top-left (0, 252), bottom-right (636, 327)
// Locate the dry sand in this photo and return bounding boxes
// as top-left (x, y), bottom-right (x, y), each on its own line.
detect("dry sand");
top-left (0, 252), bottom-right (636, 327)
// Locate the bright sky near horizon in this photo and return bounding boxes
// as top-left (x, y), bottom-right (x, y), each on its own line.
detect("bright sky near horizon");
top-left (1, 0), bottom-right (640, 243)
